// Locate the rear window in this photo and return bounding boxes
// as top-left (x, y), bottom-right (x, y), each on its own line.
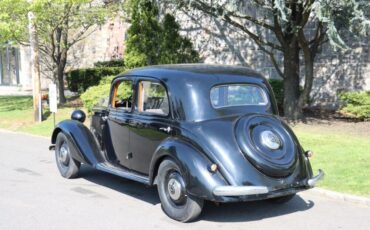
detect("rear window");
top-left (210, 84), bottom-right (268, 108)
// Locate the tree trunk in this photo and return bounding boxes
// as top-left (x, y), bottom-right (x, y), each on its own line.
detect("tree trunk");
top-left (283, 41), bottom-right (302, 120)
top-left (299, 47), bottom-right (314, 108)
top-left (55, 17), bottom-right (69, 104)
top-left (57, 63), bottom-right (66, 104)
top-left (27, 9), bottom-right (42, 122)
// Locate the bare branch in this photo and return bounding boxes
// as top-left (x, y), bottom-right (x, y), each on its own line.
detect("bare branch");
top-left (67, 24), bottom-right (97, 49)
top-left (226, 11), bottom-right (275, 31)
top-left (268, 51), bottom-right (284, 78)
top-left (223, 14), bottom-right (283, 51)
top-left (188, 0), bottom-right (282, 51)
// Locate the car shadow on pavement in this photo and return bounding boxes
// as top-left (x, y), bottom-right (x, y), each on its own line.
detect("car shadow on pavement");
top-left (79, 165), bottom-right (314, 222)
top-left (79, 165), bottom-right (160, 205)
top-left (201, 196), bottom-right (314, 222)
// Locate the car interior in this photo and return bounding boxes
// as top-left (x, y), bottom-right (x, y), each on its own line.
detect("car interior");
top-left (137, 80), bottom-right (169, 116)
top-left (111, 79), bottom-right (169, 116)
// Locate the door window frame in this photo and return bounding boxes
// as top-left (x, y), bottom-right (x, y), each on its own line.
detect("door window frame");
top-left (133, 77), bottom-right (172, 119)
top-left (109, 76), bottom-right (135, 113)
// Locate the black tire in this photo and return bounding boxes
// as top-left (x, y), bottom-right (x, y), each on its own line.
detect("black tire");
top-left (157, 159), bottom-right (204, 222)
top-left (55, 132), bottom-right (80, 179)
top-left (268, 194), bottom-right (296, 204)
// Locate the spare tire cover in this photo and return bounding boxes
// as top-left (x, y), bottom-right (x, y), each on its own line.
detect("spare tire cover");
top-left (235, 114), bottom-right (298, 177)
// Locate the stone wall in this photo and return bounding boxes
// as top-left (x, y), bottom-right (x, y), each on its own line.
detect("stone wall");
top-left (172, 9), bottom-right (370, 109)
top-left (67, 16), bottom-right (128, 71)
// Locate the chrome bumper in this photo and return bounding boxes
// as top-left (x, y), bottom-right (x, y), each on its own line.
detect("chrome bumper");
top-left (212, 169), bottom-right (325, 197)
top-left (307, 169), bottom-right (325, 187)
top-left (213, 185), bottom-right (269, 196)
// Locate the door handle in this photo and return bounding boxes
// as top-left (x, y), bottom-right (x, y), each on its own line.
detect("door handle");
top-left (159, 126), bottom-right (172, 133)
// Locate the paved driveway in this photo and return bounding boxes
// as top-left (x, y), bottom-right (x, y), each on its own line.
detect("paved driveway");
top-left (0, 130), bottom-right (369, 230)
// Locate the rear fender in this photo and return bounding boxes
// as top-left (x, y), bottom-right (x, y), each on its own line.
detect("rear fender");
top-left (51, 120), bottom-right (103, 166)
top-left (149, 138), bottom-right (228, 200)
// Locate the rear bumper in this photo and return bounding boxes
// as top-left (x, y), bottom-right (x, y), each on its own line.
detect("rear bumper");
top-left (212, 169), bottom-right (324, 198)
top-left (213, 186), bottom-right (269, 196)
top-left (307, 169), bottom-right (325, 187)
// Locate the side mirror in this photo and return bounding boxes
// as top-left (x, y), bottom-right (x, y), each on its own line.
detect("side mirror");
top-left (71, 109), bottom-right (86, 123)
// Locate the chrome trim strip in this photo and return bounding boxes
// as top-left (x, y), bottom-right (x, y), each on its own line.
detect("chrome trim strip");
top-left (307, 169), bottom-right (325, 187)
top-left (213, 185), bottom-right (269, 196)
top-left (96, 163), bottom-right (150, 185)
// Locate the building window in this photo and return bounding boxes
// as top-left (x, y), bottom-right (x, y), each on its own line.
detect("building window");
top-left (0, 45), bottom-right (20, 86)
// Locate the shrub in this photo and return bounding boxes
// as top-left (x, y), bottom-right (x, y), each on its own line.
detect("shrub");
top-left (339, 91), bottom-right (370, 119)
top-left (94, 60), bottom-right (124, 67)
top-left (80, 76), bottom-right (115, 113)
top-left (66, 67), bottom-right (125, 93)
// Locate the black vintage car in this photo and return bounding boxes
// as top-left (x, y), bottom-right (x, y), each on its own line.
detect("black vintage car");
top-left (50, 64), bottom-right (324, 222)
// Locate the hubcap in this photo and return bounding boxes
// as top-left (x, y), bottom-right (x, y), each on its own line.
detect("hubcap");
top-left (168, 178), bottom-right (182, 201)
top-left (58, 143), bottom-right (70, 165)
top-left (166, 172), bottom-right (186, 204)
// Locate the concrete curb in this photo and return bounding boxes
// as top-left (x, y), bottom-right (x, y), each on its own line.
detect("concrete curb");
top-left (308, 188), bottom-right (370, 207)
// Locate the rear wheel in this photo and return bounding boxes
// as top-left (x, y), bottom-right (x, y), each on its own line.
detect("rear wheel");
top-left (157, 159), bottom-right (204, 222)
top-left (55, 132), bottom-right (80, 179)
top-left (268, 194), bottom-right (296, 204)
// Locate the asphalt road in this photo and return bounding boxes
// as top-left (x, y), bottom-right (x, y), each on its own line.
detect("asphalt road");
top-left (0, 130), bottom-right (369, 230)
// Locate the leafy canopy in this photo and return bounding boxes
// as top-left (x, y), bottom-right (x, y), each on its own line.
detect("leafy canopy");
top-left (125, 0), bottom-right (199, 68)
top-left (0, 0), bottom-right (115, 50)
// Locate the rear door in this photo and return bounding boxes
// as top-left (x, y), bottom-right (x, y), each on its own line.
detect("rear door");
top-left (129, 79), bottom-right (172, 175)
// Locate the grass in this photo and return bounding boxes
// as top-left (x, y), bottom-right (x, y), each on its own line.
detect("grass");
top-left (293, 125), bottom-right (370, 197)
top-left (0, 96), bottom-right (77, 137)
top-left (1, 96), bottom-right (369, 197)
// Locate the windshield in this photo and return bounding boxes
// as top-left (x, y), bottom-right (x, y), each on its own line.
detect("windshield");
top-left (210, 84), bottom-right (268, 108)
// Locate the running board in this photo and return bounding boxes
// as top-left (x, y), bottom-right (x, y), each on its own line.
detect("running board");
top-left (95, 162), bottom-right (150, 185)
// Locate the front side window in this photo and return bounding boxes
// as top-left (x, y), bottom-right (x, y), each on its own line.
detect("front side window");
top-left (137, 80), bottom-right (169, 116)
top-left (210, 84), bottom-right (268, 108)
top-left (112, 80), bottom-right (133, 111)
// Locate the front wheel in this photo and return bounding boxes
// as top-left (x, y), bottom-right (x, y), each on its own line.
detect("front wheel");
top-left (157, 159), bottom-right (204, 222)
top-left (55, 132), bottom-right (80, 179)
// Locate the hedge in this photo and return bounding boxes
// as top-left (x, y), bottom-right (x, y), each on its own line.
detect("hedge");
top-left (94, 60), bottom-right (124, 67)
top-left (66, 67), bottom-right (125, 93)
top-left (339, 91), bottom-right (370, 119)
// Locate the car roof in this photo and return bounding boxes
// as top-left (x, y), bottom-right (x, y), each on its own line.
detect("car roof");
top-left (117, 64), bottom-right (265, 81)
top-left (115, 64), bottom-right (275, 121)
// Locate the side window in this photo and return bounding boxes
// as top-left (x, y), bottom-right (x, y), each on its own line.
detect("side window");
top-left (111, 80), bottom-right (133, 111)
top-left (137, 80), bottom-right (169, 116)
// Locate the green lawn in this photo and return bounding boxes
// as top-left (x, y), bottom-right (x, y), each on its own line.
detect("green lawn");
top-left (293, 125), bottom-right (370, 197)
top-left (0, 96), bottom-right (77, 137)
top-left (1, 96), bottom-right (369, 197)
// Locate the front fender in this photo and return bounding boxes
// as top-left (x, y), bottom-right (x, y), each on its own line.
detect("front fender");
top-left (149, 138), bottom-right (228, 201)
top-left (51, 120), bottom-right (103, 166)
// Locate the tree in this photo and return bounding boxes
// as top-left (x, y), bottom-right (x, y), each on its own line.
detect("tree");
top-left (124, 0), bottom-right (199, 68)
top-left (0, 0), bottom-right (117, 103)
top-left (28, 2), bottom-right (42, 122)
top-left (172, 0), bottom-right (369, 119)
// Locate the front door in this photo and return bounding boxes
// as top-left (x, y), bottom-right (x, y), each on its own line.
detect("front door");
top-left (129, 79), bottom-right (172, 175)
top-left (105, 78), bottom-right (134, 169)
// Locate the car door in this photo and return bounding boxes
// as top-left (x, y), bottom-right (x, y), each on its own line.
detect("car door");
top-left (104, 77), bottom-right (134, 169)
top-left (129, 79), bottom-right (172, 175)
